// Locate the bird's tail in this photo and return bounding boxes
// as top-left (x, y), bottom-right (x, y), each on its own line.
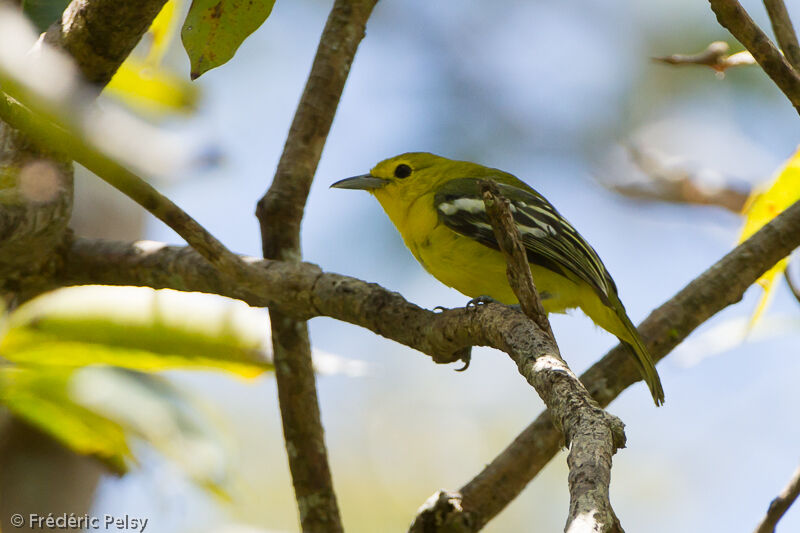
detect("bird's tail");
top-left (579, 288), bottom-right (665, 405)
top-left (617, 312), bottom-right (664, 406)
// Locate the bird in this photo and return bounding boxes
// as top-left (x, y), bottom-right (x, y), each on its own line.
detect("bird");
top-left (332, 152), bottom-right (664, 405)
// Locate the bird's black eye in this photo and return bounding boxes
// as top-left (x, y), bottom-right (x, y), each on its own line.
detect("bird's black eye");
top-left (394, 163), bottom-right (412, 179)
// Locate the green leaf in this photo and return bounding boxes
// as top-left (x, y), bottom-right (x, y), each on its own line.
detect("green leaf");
top-left (0, 366), bottom-right (130, 472)
top-left (0, 286), bottom-right (273, 377)
top-left (181, 0), bottom-right (276, 79)
top-left (22, 0), bottom-right (71, 32)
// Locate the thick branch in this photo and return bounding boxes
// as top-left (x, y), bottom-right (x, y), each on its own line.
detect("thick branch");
top-left (754, 465), bottom-right (800, 533)
top-left (708, 0), bottom-right (800, 110)
top-left (763, 0), bottom-right (800, 70)
top-left (254, 1), bottom-right (378, 532)
top-left (0, 0), bottom-right (164, 293)
top-left (43, 0), bottom-right (168, 87)
top-left (56, 199), bottom-right (800, 531)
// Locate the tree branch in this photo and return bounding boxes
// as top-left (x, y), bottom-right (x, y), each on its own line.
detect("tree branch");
top-left (42, 0), bottom-right (168, 87)
top-left (652, 41), bottom-right (756, 72)
top-left (599, 144), bottom-right (750, 213)
top-left (708, 0), bottom-right (800, 111)
top-left (785, 263), bottom-right (800, 305)
top-left (254, 1), bottom-right (378, 531)
top-left (54, 198), bottom-right (800, 531)
top-left (474, 182), bottom-right (624, 532)
top-left (480, 181), bottom-right (552, 334)
top-left (763, 0), bottom-right (800, 71)
top-left (0, 92), bottom-right (251, 288)
top-left (754, 464), bottom-right (800, 533)
top-left (0, 0), bottom-right (166, 290)
top-left (417, 197), bottom-right (800, 531)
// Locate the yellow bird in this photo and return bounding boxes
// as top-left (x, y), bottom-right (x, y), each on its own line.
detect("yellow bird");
top-left (333, 153), bottom-right (664, 405)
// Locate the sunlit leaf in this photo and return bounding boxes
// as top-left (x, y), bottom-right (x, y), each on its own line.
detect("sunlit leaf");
top-left (106, 58), bottom-right (200, 117)
top-left (181, 0), bottom-right (276, 79)
top-left (0, 286), bottom-right (273, 377)
top-left (145, 0), bottom-right (183, 66)
top-left (0, 366), bottom-right (130, 472)
top-left (105, 1), bottom-right (201, 118)
top-left (738, 146), bottom-right (800, 328)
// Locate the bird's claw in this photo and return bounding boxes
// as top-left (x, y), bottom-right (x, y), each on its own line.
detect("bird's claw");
top-left (454, 348), bottom-right (471, 371)
top-left (466, 295), bottom-right (497, 309)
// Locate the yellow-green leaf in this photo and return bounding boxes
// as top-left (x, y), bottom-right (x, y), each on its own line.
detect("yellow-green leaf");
top-left (738, 145), bottom-right (800, 328)
top-left (0, 366), bottom-right (130, 473)
top-left (181, 0), bottom-right (276, 79)
top-left (0, 286), bottom-right (273, 377)
top-left (105, 58), bottom-right (200, 117)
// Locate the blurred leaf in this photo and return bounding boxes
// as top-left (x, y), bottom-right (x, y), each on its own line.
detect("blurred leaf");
top-left (106, 58), bottom-right (200, 117)
top-left (181, 0), bottom-right (276, 79)
top-left (0, 286), bottom-right (273, 377)
top-left (739, 146), bottom-right (800, 328)
top-left (145, 0), bottom-right (183, 66)
top-left (0, 366), bottom-right (130, 472)
top-left (22, 0), bottom-right (71, 31)
top-left (71, 367), bottom-right (235, 497)
top-left (106, 1), bottom-right (202, 118)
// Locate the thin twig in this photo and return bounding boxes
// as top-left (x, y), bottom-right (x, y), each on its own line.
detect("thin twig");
top-left (480, 181), bottom-right (552, 334)
top-left (653, 40), bottom-right (756, 72)
top-left (784, 262), bottom-right (800, 305)
top-left (763, 0), bottom-right (800, 71)
top-left (708, 0), bottom-right (800, 111)
top-left (472, 182), bottom-right (624, 533)
top-left (253, 1), bottom-right (378, 531)
top-left (600, 144), bottom-right (750, 213)
top-left (754, 465), bottom-right (800, 533)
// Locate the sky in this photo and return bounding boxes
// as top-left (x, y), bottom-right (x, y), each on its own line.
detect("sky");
top-left (78, 0), bottom-right (800, 531)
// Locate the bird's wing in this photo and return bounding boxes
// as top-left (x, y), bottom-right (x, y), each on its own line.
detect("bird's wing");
top-left (433, 177), bottom-right (616, 304)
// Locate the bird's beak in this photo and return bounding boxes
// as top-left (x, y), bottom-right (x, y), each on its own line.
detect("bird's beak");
top-left (330, 174), bottom-right (389, 190)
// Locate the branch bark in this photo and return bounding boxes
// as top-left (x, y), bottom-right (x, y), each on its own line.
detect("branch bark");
top-left (754, 464), bottom-right (800, 533)
top-left (54, 198), bottom-right (800, 531)
top-left (708, 0), bottom-right (800, 111)
top-left (763, 0), bottom-right (800, 71)
top-left (254, 1), bottom-right (378, 531)
top-left (43, 0), bottom-right (168, 87)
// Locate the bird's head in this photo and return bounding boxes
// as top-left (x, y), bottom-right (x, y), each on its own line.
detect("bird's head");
top-left (331, 152), bottom-right (478, 202)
